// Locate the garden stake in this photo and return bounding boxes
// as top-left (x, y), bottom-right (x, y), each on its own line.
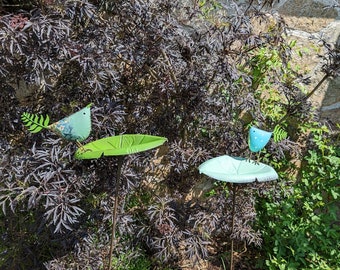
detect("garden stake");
top-left (230, 183), bottom-right (237, 270)
top-left (108, 156), bottom-right (124, 270)
top-left (74, 134), bottom-right (167, 269)
top-left (199, 155), bottom-right (278, 270)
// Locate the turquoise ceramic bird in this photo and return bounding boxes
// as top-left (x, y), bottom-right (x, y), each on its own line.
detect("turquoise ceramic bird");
top-left (248, 126), bottom-right (272, 152)
top-left (21, 103), bottom-right (92, 143)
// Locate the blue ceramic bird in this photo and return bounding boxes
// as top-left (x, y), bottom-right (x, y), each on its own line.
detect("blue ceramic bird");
top-left (21, 103), bottom-right (92, 143)
top-left (248, 126), bottom-right (272, 152)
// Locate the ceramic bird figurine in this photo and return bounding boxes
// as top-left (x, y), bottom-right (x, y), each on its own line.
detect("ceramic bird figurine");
top-left (248, 126), bottom-right (272, 152)
top-left (21, 103), bottom-right (92, 143)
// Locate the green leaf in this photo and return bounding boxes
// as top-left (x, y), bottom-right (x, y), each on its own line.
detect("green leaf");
top-left (75, 134), bottom-right (167, 159)
top-left (273, 125), bottom-right (288, 142)
top-left (44, 114), bottom-right (50, 126)
top-left (21, 112), bottom-right (50, 133)
top-left (28, 124), bottom-right (41, 133)
top-left (330, 189), bottom-right (339, 199)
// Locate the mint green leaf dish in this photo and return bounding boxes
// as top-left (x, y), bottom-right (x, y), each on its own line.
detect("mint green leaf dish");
top-left (199, 155), bottom-right (278, 183)
top-left (75, 134), bottom-right (167, 159)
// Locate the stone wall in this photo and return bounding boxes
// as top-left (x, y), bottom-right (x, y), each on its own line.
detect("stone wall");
top-left (273, 0), bottom-right (340, 123)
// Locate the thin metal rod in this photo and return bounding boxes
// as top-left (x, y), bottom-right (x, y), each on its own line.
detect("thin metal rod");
top-left (230, 183), bottom-right (237, 270)
top-left (108, 156), bottom-right (124, 270)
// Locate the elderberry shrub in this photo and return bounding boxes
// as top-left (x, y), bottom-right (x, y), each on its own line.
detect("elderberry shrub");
top-left (0, 0), bottom-right (339, 268)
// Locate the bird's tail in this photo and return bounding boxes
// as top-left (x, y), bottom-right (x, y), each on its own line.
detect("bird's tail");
top-left (21, 112), bottom-right (50, 134)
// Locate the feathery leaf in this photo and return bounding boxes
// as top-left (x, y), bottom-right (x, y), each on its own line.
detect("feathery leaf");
top-left (273, 125), bottom-right (288, 142)
top-left (21, 112), bottom-right (50, 134)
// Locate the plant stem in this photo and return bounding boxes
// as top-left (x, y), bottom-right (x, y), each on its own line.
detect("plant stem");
top-left (161, 48), bottom-right (179, 91)
top-left (276, 73), bottom-right (330, 126)
top-left (108, 156), bottom-right (124, 270)
top-left (230, 184), bottom-right (237, 270)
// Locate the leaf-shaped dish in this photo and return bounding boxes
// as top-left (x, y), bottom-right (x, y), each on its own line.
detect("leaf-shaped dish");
top-left (75, 134), bottom-right (167, 159)
top-left (199, 155), bottom-right (278, 183)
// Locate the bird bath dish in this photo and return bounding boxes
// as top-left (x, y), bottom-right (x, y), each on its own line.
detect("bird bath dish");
top-left (198, 155), bottom-right (278, 183)
top-left (75, 134), bottom-right (167, 159)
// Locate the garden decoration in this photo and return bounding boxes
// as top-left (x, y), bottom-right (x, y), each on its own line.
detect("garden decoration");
top-left (248, 125), bottom-right (288, 153)
top-left (199, 155), bottom-right (278, 270)
top-left (74, 134), bottom-right (167, 159)
top-left (248, 126), bottom-right (272, 152)
top-left (75, 134), bottom-right (167, 270)
top-left (198, 155), bottom-right (278, 183)
top-left (21, 103), bottom-right (92, 144)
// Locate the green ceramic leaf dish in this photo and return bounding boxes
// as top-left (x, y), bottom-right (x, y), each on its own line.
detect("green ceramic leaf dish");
top-left (75, 134), bottom-right (167, 159)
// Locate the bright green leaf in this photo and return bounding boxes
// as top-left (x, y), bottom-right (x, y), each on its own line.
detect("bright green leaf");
top-left (75, 134), bottom-right (167, 159)
top-left (21, 112), bottom-right (50, 133)
top-left (330, 189), bottom-right (339, 199)
top-left (44, 114), bottom-right (50, 126)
